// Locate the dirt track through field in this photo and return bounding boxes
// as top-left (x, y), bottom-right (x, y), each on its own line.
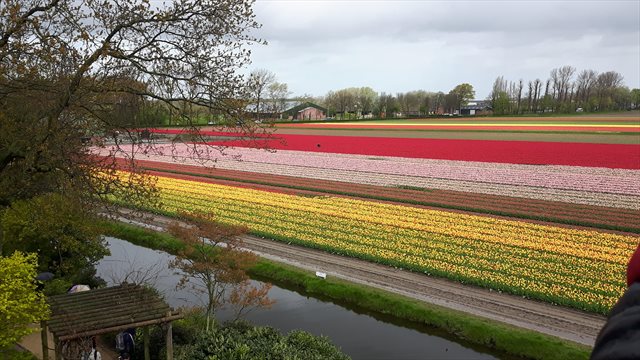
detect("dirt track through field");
top-left (121, 211), bottom-right (606, 347)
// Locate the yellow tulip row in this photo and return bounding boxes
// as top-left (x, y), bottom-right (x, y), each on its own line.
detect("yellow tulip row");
top-left (127, 173), bottom-right (637, 312)
top-left (160, 179), bottom-right (634, 253)
top-left (161, 190), bottom-right (624, 293)
top-left (158, 179), bottom-right (634, 260)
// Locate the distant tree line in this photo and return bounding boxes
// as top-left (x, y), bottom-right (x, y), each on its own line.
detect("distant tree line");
top-left (132, 65), bottom-right (639, 123)
top-left (489, 66), bottom-right (639, 115)
top-left (320, 84), bottom-right (476, 119)
top-left (312, 66), bottom-right (638, 119)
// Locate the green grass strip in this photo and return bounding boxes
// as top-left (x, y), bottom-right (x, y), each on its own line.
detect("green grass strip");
top-left (144, 167), bottom-right (640, 234)
top-left (98, 219), bottom-right (591, 360)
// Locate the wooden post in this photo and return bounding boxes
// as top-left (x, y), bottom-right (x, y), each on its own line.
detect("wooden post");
top-left (166, 320), bottom-right (173, 360)
top-left (40, 320), bottom-right (49, 360)
top-left (53, 336), bottom-right (61, 360)
top-left (143, 326), bottom-right (150, 360)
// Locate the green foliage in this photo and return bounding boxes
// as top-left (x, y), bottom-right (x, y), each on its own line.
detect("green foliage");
top-left (130, 310), bottom-right (208, 360)
top-left (450, 83), bottom-right (476, 107)
top-left (42, 278), bottom-right (74, 297)
top-left (492, 91), bottom-right (511, 115)
top-left (131, 310), bottom-right (348, 360)
top-left (631, 88), bottom-right (640, 108)
top-left (176, 321), bottom-right (350, 360)
top-left (1, 193), bottom-right (108, 276)
top-left (0, 348), bottom-right (38, 360)
top-left (0, 252), bottom-right (50, 349)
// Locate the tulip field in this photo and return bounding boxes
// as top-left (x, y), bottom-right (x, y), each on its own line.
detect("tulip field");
top-left (107, 117), bottom-right (639, 315)
top-left (149, 129), bottom-right (640, 168)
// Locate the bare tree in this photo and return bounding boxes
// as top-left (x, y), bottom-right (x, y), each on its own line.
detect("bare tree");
top-left (431, 91), bottom-right (445, 114)
top-left (267, 81), bottom-right (291, 118)
top-left (526, 81), bottom-right (533, 113)
top-left (489, 76), bottom-right (507, 110)
top-left (516, 79), bottom-right (524, 114)
top-left (575, 69), bottom-right (598, 110)
top-left (533, 78), bottom-right (542, 112)
top-left (550, 65), bottom-right (575, 110)
top-left (596, 71), bottom-right (625, 110)
top-left (167, 214), bottom-right (274, 331)
top-left (376, 92), bottom-right (397, 117)
top-left (247, 69), bottom-right (276, 121)
top-left (0, 0), bottom-right (265, 210)
top-left (357, 87), bottom-right (378, 115)
top-left (0, 0), bottom-right (267, 270)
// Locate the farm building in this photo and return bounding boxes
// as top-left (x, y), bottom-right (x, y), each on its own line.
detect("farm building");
top-left (460, 100), bottom-right (492, 116)
top-left (283, 102), bottom-right (327, 121)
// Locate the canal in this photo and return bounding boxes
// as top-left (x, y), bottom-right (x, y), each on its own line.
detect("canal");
top-left (97, 237), bottom-right (507, 360)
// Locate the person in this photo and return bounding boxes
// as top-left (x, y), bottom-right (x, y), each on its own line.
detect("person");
top-left (591, 242), bottom-right (640, 359)
top-left (82, 337), bottom-right (101, 360)
top-left (116, 328), bottom-right (136, 359)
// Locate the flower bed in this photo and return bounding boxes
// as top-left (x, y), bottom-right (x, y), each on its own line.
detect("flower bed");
top-left (99, 145), bottom-right (640, 209)
top-left (275, 124), bottom-right (640, 132)
top-left (204, 134), bottom-right (640, 169)
top-left (126, 158), bottom-right (640, 233)
top-left (124, 173), bottom-right (638, 314)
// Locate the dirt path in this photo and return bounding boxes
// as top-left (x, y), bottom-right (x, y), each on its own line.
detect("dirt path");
top-left (241, 235), bottom-right (605, 346)
top-left (119, 211), bottom-right (606, 347)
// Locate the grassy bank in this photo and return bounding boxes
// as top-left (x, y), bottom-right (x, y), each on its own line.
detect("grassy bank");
top-left (99, 219), bottom-right (592, 360)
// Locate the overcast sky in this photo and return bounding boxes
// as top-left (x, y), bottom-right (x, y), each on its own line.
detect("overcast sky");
top-left (246, 0), bottom-right (640, 99)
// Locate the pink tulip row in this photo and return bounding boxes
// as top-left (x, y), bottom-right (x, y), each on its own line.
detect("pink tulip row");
top-left (127, 144), bottom-right (640, 196)
top-left (95, 144), bottom-right (640, 209)
top-left (95, 147), bottom-right (639, 210)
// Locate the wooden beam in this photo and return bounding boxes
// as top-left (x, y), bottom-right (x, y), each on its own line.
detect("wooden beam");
top-left (48, 285), bottom-right (138, 305)
top-left (41, 320), bottom-right (49, 360)
top-left (143, 326), bottom-right (150, 360)
top-left (52, 311), bottom-right (174, 338)
top-left (50, 289), bottom-right (159, 312)
top-left (58, 313), bottom-right (183, 341)
top-left (48, 301), bottom-right (169, 329)
top-left (50, 293), bottom-right (160, 312)
top-left (166, 319), bottom-right (174, 360)
top-left (53, 335), bottom-right (61, 360)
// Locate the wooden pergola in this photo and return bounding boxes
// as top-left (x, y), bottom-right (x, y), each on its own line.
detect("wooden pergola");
top-left (42, 283), bottom-right (183, 360)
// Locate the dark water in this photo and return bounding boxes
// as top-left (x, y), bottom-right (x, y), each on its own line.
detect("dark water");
top-left (96, 237), bottom-right (503, 360)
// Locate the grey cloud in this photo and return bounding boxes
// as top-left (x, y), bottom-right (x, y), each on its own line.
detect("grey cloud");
top-left (254, 1), bottom-right (639, 45)
top-left (248, 0), bottom-right (640, 97)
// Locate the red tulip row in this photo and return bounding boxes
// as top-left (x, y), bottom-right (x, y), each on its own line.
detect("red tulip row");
top-left (145, 129), bottom-right (640, 169)
top-left (205, 134), bottom-right (640, 169)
